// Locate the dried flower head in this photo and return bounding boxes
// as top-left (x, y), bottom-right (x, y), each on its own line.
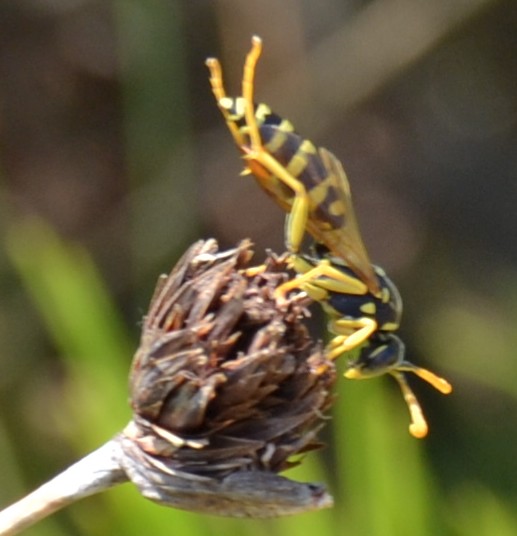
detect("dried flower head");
top-left (120, 239), bottom-right (336, 517)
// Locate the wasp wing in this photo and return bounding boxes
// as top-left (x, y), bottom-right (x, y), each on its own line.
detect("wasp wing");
top-left (304, 147), bottom-right (380, 295)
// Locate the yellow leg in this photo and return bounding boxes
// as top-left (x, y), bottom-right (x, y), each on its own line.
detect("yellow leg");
top-left (276, 257), bottom-right (368, 301)
top-left (246, 149), bottom-right (310, 253)
top-left (206, 56), bottom-right (246, 148)
top-left (240, 264), bottom-right (267, 277)
top-left (285, 191), bottom-right (310, 255)
top-left (242, 35), bottom-right (263, 151)
top-left (208, 37), bottom-right (316, 256)
top-left (206, 56), bottom-right (227, 102)
top-left (326, 317), bottom-right (378, 359)
top-left (241, 36), bottom-right (312, 255)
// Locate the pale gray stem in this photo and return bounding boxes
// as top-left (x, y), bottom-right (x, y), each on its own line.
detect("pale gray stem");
top-left (0, 439), bottom-right (128, 536)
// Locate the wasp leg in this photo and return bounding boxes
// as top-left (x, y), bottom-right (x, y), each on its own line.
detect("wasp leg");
top-left (240, 36), bottom-right (311, 254)
top-left (275, 257), bottom-right (368, 301)
top-left (206, 57), bottom-right (247, 148)
top-left (206, 56), bottom-right (227, 102)
top-left (240, 264), bottom-right (268, 277)
top-left (326, 317), bottom-right (378, 359)
top-left (242, 35), bottom-right (263, 150)
top-left (246, 148), bottom-right (312, 254)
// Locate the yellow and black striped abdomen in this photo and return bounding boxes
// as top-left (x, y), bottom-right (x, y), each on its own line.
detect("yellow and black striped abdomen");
top-left (221, 97), bottom-right (347, 233)
top-left (261, 123), bottom-right (347, 233)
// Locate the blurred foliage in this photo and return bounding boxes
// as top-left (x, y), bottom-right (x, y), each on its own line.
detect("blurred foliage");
top-left (1, 0), bottom-right (517, 535)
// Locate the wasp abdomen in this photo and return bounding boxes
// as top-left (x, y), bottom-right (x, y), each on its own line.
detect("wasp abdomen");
top-left (221, 97), bottom-right (348, 232)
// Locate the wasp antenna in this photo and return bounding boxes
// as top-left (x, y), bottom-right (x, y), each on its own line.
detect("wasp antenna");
top-left (401, 362), bottom-right (453, 395)
top-left (391, 372), bottom-right (428, 439)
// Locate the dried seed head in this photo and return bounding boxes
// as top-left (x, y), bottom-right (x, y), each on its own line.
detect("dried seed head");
top-left (120, 239), bottom-right (336, 517)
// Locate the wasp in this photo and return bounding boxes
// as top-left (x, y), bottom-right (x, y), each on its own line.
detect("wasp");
top-left (206, 36), bottom-right (379, 297)
top-left (206, 36), bottom-right (452, 438)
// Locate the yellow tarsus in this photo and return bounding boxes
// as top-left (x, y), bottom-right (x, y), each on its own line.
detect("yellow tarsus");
top-left (242, 36), bottom-right (263, 151)
top-left (205, 57), bottom-right (226, 101)
top-left (206, 56), bottom-right (245, 147)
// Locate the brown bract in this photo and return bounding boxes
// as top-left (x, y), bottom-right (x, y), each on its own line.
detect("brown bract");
top-left (120, 239), bottom-right (336, 517)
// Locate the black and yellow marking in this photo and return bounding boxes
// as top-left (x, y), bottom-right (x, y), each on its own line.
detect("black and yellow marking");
top-left (207, 36), bottom-right (452, 438)
top-left (206, 35), bottom-right (380, 296)
top-left (288, 249), bottom-right (452, 438)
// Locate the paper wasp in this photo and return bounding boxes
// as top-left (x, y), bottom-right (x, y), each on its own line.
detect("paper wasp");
top-left (206, 36), bottom-right (452, 438)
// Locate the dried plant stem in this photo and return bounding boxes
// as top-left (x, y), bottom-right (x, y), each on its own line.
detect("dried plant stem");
top-left (0, 439), bottom-right (127, 536)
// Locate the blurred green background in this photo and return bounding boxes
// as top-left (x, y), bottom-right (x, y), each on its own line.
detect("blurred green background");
top-left (1, 1), bottom-right (516, 535)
